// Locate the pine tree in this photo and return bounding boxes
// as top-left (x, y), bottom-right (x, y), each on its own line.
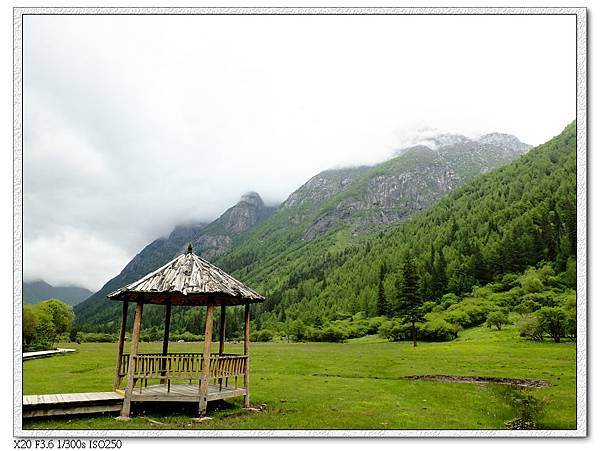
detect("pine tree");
top-left (396, 253), bottom-right (423, 347)
top-left (431, 248), bottom-right (447, 300)
top-left (419, 271), bottom-right (434, 303)
top-left (376, 264), bottom-right (389, 316)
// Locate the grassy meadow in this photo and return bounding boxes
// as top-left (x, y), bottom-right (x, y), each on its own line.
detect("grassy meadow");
top-left (22, 325), bottom-right (576, 430)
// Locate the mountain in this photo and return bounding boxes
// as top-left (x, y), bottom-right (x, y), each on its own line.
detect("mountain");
top-left (75, 130), bottom-right (531, 330)
top-left (285, 133), bottom-right (531, 242)
top-left (213, 132), bottom-right (531, 283)
top-left (250, 121), bottom-right (576, 325)
top-left (23, 280), bottom-right (93, 306)
top-left (74, 192), bottom-right (276, 327)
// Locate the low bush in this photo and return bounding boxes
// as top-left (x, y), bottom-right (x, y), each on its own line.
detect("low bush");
top-left (418, 318), bottom-right (459, 341)
top-left (367, 316), bottom-right (386, 334)
top-left (486, 311), bottom-right (509, 330)
top-left (378, 320), bottom-right (411, 342)
top-left (536, 307), bottom-right (567, 343)
top-left (444, 298), bottom-right (495, 328)
top-left (251, 329), bottom-right (275, 342)
top-left (560, 292), bottom-right (576, 340)
top-left (517, 314), bottom-right (544, 341)
top-left (77, 332), bottom-right (117, 343)
top-left (319, 323), bottom-right (351, 342)
top-left (490, 385), bottom-right (547, 430)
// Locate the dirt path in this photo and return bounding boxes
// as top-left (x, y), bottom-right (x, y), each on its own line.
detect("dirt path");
top-left (403, 375), bottom-right (550, 388)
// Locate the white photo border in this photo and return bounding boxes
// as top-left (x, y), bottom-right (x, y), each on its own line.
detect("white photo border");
top-left (13, 6), bottom-right (587, 438)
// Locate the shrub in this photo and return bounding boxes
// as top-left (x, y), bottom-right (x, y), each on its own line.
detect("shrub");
top-left (23, 299), bottom-right (75, 351)
top-left (36, 299), bottom-right (75, 346)
top-left (347, 321), bottom-right (369, 339)
top-left (520, 273), bottom-right (544, 293)
top-left (320, 324), bottom-right (350, 342)
top-left (486, 311), bottom-right (509, 330)
top-left (520, 292), bottom-right (553, 307)
top-left (490, 385), bottom-right (546, 430)
top-left (444, 298), bottom-right (495, 328)
top-left (518, 314), bottom-right (544, 341)
top-left (471, 286), bottom-right (493, 298)
top-left (303, 326), bottom-right (322, 342)
top-left (141, 326), bottom-right (163, 342)
top-left (443, 308), bottom-right (470, 327)
top-left (499, 273), bottom-right (519, 291)
top-left (418, 318), bottom-right (459, 341)
top-left (367, 316), bottom-right (386, 334)
top-left (286, 320), bottom-right (307, 342)
top-left (420, 301), bottom-right (437, 315)
top-left (23, 305), bottom-right (38, 347)
top-left (77, 332), bottom-right (117, 343)
top-left (536, 307), bottom-right (566, 343)
top-left (251, 329), bottom-right (274, 342)
top-left (562, 257), bottom-right (576, 289)
top-left (514, 299), bottom-right (542, 316)
top-left (488, 290), bottom-right (522, 308)
top-left (332, 311), bottom-right (353, 321)
top-left (32, 307), bottom-right (54, 349)
top-left (438, 293), bottom-right (461, 310)
top-left (378, 320), bottom-right (411, 342)
top-left (560, 293), bottom-right (576, 340)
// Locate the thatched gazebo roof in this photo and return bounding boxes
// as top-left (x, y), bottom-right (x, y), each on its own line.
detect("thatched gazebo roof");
top-left (108, 244), bottom-right (265, 306)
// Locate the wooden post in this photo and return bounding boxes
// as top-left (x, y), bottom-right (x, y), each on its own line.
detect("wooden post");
top-left (218, 305), bottom-right (226, 390)
top-left (118, 301), bottom-right (143, 420)
top-left (112, 301), bottom-right (129, 391)
top-left (198, 303), bottom-right (214, 416)
top-left (160, 302), bottom-right (172, 384)
top-left (243, 303), bottom-right (250, 408)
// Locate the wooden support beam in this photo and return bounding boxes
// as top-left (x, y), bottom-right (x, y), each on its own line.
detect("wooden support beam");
top-left (198, 303), bottom-right (214, 416)
top-left (160, 302), bottom-right (172, 384)
top-left (219, 305), bottom-right (226, 355)
top-left (219, 305), bottom-right (226, 390)
top-left (112, 301), bottom-right (129, 391)
top-left (243, 303), bottom-right (250, 408)
top-left (118, 301), bottom-right (143, 420)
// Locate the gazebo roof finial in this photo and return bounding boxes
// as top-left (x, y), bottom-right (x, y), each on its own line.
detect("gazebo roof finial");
top-left (187, 242), bottom-right (193, 254)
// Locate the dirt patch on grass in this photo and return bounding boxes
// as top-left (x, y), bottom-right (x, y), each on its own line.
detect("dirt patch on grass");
top-left (404, 375), bottom-right (550, 388)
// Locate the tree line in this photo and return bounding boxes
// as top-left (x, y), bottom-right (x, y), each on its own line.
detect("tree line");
top-left (23, 299), bottom-right (75, 351)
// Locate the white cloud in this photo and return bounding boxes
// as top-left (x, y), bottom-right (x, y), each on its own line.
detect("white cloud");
top-left (23, 13), bottom-right (576, 290)
top-left (23, 226), bottom-right (130, 290)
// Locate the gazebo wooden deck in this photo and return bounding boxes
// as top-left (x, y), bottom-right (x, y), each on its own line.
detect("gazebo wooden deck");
top-left (108, 244), bottom-right (265, 419)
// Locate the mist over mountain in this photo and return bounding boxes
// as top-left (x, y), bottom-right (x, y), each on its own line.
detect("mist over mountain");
top-left (74, 130), bottom-right (531, 328)
top-left (23, 280), bottom-right (93, 306)
top-left (74, 192), bottom-right (275, 324)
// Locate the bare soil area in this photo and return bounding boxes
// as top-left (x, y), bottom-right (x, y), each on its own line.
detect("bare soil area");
top-left (404, 375), bottom-right (550, 388)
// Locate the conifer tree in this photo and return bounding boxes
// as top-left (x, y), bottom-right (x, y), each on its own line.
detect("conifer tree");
top-left (376, 264), bottom-right (389, 316)
top-left (396, 253), bottom-right (423, 347)
top-left (431, 248), bottom-right (447, 300)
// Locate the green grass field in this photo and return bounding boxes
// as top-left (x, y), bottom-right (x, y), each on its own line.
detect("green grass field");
top-left (22, 325), bottom-right (576, 430)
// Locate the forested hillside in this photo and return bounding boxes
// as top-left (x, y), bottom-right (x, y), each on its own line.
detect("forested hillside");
top-left (75, 131), bottom-right (529, 333)
top-left (216, 133), bottom-right (530, 277)
top-left (246, 121), bottom-right (576, 336)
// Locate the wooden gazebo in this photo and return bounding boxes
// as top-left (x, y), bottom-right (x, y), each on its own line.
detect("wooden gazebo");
top-left (107, 244), bottom-right (265, 419)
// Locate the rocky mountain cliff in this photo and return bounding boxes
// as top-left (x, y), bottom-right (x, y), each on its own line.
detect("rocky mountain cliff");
top-left (292, 133), bottom-right (531, 241)
top-left (282, 166), bottom-right (370, 210)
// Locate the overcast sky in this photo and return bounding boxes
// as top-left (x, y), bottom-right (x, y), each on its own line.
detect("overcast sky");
top-left (23, 14), bottom-right (576, 291)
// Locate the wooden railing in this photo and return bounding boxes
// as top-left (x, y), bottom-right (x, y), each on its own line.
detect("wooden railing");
top-left (117, 352), bottom-right (247, 392)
